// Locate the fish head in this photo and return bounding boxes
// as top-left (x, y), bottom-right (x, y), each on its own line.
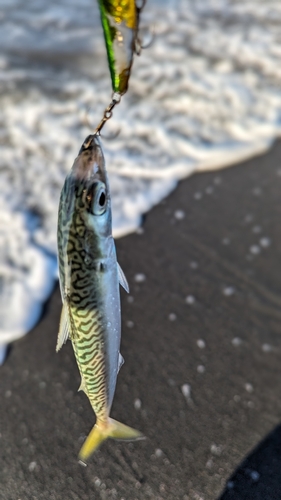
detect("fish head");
top-left (71, 134), bottom-right (112, 237)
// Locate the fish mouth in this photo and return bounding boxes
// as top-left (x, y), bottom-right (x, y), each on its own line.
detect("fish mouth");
top-left (72, 134), bottom-right (108, 185)
top-left (79, 134), bottom-right (100, 155)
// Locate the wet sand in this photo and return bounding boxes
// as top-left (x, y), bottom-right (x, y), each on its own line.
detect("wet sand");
top-left (1, 141), bottom-right (281, 500)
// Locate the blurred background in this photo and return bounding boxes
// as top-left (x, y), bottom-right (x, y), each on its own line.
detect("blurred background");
top-left (1, 1), bottom-right (281, 499)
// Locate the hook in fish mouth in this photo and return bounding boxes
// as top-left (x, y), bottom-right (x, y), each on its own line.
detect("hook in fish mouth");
top-left (78, 134), bottom-right (103, 162)
top-left (72, 134), bottom-right (107, 186)
top-left (80, 134), bottom-right (97, 151)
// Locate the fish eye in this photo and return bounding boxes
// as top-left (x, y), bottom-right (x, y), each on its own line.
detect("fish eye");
top-left (88, 182), bottom-right (107, 215)
top-left (99, 191), bottom-right (106, 207)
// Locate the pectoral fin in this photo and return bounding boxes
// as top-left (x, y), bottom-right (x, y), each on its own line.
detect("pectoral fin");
top-left (118, 262), bottom-right (129, 293)
top-left (56, 301), bottom-right (70, 352)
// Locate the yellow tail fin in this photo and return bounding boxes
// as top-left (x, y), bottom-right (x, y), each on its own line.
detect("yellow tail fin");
top-left (78, 418), bottom-right (144, 464)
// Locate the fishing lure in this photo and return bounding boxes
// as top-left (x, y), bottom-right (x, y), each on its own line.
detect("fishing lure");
top-left (90, 1), bottom-right (146, 135)
top-left (97, 0), bottom-right (145, 95)
top-left (57, 134), bottom-right (143, 462)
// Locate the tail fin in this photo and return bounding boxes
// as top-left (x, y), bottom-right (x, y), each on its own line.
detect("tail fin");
top-left (78, 418), bottom-right (144, 464)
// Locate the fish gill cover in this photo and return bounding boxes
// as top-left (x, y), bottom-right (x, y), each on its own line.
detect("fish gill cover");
top-left (1, 0), bottom-right (281, 355)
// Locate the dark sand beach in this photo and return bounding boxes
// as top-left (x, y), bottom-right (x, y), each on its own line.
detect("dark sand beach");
top-left (1, 141), bottom-right (281, 500)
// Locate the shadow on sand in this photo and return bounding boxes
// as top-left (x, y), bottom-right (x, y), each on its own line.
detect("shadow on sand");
top-left (219, 425), bottom-right (281, 500)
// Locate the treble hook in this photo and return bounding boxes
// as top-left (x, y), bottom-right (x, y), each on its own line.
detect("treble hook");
top-left (134, 0), bottom-right (154, 55)
top-left (136, 0), bottom-right (147, 14)
top-left (135, 24), bottom-right (155, 55)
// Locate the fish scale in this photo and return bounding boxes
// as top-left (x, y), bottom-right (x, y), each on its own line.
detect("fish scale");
top-left (56, 134), bottom-right (143, 462)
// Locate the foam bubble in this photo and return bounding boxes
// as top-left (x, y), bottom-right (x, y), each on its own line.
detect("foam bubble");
top-left (185, 295), bottom-right (195, 304)
top-left (134, 398), bottom-right (142, 410)
top-left (197, 365), bottom-right (205, 373)
top-left (134, 273), bottom-right (146, 283)
top-left (250, 245), bottom-right (261, 254)
top-left (190, 261), bottom-right (198, 269)
top-left (197, 339), bottom-right (206, 349)
top-left (174, 209), bottom-right (185, 220)
top-left (245, 383), bottom-right (254, 393)
top-left (232, 337), bottom-right (242, 346)
top-left (181, 384), bottom-right (191, 399)
top-left (168, 313), bottom-right (177, 321)
top-left (260, 237), bottom-right (271, 247)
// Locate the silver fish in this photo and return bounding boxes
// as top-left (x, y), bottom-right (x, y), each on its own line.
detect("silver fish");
top-left (57, 134), bottom-right (143, 463)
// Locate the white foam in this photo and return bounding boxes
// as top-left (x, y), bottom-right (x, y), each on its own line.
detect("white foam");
top-left (2, 0), bottom-right (281, 356)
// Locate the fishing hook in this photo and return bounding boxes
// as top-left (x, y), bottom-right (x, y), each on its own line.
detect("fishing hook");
top-left (135, 24), bottom-right (155, 55)
top-left (136, 0), bottom-right (147, 14)
top-left (135, 0), bottom-right (154, 55)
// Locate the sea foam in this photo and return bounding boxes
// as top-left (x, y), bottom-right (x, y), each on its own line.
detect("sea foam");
top-left (1, 0), bottom-right (281, 359)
